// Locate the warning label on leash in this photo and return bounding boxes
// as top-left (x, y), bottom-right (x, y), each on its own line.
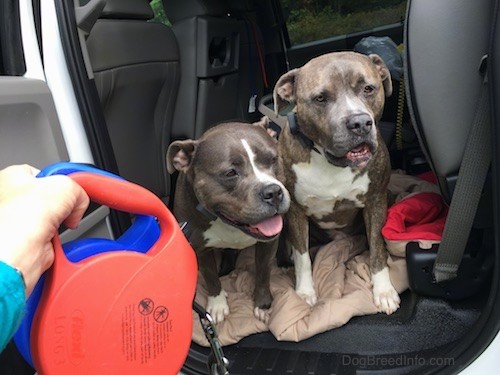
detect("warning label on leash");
top-left (121, 299), bottom-right (172, 363)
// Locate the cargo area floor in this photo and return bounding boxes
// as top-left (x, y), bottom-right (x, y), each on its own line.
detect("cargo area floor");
top-left (184, 290), bottom-right (487, 374)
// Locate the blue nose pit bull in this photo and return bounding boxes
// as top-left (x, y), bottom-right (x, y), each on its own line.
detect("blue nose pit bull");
top-left (167, 122), bottom-right (290, 323)
top-left (274, 51), bottom-right (400, 314)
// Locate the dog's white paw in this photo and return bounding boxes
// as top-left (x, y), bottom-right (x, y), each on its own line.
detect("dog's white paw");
top-left (254, 307), bottom-right (270, 323)
top-left (206, 290), bottom-right (229, 324)
top-left (296, 287), bottom-right (317, 306)
top-left (373, 286), bottom-right (400, 315)
top-left (372, 268), bottom-right (400, 315)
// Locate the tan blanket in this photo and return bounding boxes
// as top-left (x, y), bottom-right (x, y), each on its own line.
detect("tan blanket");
top-left (192, 172), bottom-right (438, 346)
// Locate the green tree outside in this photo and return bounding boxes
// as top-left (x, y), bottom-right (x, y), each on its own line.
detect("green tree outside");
top-left (150, 0), bottom-right (170, 26)
top-left (281, 0), bottom-right (406, 45)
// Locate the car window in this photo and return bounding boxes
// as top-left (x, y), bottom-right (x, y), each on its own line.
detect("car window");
top-left (282, 0), bottom-right (407, 46)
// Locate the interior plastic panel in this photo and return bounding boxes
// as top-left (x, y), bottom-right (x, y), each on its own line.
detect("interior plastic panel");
top-left (196, 17), bottom-right (240, 78)
top-left (0, 77), bottom-right (113, 244)
top-left (0, 77), bottom-right (68, 169)
top-left (171, 15), bottom-right (243, 140)
top-left (195, 73), bottom-right (240, 138)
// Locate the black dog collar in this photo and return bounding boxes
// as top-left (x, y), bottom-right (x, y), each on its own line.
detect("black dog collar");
top-left (196, 203), bottom-right (218, 222)
top-left (287, 112), bottom-right (320, 154)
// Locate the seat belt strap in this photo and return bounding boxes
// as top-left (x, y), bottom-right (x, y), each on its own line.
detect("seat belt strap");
top-left (433, 56), bottom-right (491, 282)
top-left (258, 93), bottom-right (289, 129)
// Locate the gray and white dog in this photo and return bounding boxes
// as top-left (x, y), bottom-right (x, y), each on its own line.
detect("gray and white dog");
top-left (167, 121), bottom-right (290, 323)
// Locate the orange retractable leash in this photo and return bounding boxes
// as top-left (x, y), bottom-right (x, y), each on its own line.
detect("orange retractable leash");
top-left (30, 171), bottom-right (197, 374)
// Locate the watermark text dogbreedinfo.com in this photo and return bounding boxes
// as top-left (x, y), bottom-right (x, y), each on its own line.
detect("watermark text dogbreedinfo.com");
top-left (341, 354), bottom-right (454, 368)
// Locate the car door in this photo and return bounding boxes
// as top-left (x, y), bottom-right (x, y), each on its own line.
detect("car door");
top-left (0, 0), bottom-right (114, 246)
top-left (0, 2), bottom-right (117, 372)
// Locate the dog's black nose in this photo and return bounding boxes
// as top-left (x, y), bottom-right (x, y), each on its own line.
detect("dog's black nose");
top-left (260, 184), bottom-right (284, 207)
top-left (346, 113), bottom-right (373, 135)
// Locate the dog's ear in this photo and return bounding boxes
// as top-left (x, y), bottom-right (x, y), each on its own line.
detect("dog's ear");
top-left (166, 140), bottom-right (198, 174)
top-left (369, 54), bottom-right (393, 98)
top-left (252, 116), bottom-right (278, 139)
top-left (273, 68), bottom-right (299, 114)
top-left (252, 115), bottom-right (269, 129)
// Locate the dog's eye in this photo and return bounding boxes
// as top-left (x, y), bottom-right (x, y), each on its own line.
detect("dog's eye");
top-left (364, 85), bottom-right (375, 94)
top-left (224, 169), bottom-right (238, 178)
top-left (315, 95), bottom-right (325, 103)
top-left (271, 155), bottom-right (279, 164)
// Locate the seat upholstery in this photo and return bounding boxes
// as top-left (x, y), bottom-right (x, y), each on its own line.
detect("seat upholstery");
top-left (86, 0), bottom-right (180, 203)
top-left (405, 0), bottom-right (494, 201)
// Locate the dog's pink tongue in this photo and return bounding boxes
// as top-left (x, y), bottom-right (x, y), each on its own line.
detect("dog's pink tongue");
top-left (351, 144), bottom-right (367, 153)
top-left (251, 215), bottom-right (283, 237)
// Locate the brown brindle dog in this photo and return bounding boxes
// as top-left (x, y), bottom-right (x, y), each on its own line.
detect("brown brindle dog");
top-left (167, 121), bottom-right (290, 323)
top-left (274, 51), bottom-right (400, 314)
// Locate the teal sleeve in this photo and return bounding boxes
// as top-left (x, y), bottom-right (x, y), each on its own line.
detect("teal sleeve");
top-left (0, 261), bottom-right (26, 352)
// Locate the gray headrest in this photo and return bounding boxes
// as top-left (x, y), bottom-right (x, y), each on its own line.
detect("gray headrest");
top-left (163, 0), bottom-right (228, 23)
top-left (101, 0), bottom-right (153, 20)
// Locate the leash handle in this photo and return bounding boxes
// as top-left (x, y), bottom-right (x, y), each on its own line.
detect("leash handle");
top-left (69, 172), bottom-right (170, 223)
top-left (48, 171), bottom-right (178, 284)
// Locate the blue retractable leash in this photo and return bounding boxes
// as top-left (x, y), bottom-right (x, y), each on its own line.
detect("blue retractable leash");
top-left (13, 162), bottom-right (160, 367)
top-left (14, 162), bottom-right (228, 375)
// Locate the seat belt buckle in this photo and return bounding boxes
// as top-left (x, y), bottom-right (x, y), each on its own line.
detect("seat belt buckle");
top-left (405, 242), bottom-right (491, 300)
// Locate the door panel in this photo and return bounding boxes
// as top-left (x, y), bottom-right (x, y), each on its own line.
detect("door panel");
top-left (0, 76), bottom-right (113, 244)
top-left (0, 77), bottom-right (69, 169)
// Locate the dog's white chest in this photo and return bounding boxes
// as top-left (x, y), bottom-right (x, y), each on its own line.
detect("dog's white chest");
top-left (203, 218), bottom-right (258, 249)
top-left (292, 151), bottom-right (370, 219)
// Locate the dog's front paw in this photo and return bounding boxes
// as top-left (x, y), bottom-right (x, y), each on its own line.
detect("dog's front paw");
top-left (293, 250), bottom-right (317, 306)
top-left (254, 306), bottom-right (271, 323)
top-left (206, 290), bottom-right (229, 324)
top-left (296, 287), bottom-right (317, 306)
top-left (253, 288), bottom-right (272, 323)
top-left (373, 286), bottom-right (400, 315)
top-left (372, 268), bottom-right (400, 315)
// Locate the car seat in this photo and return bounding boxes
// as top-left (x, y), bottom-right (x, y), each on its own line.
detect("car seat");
top-left (85, 0), bottom-right (180, 205)
top-left (404, 0), bottom-right (495, 297)
top-left (405, 0), bottom-right (494, 202)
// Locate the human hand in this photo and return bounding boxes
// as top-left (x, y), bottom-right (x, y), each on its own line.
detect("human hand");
top-left (0, 164), bottom-right (89, 297)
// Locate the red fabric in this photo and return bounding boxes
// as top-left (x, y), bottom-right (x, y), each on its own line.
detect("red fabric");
top-left (382, 192), bottom-right (448, 241)
top-left (417, 171), bottom-right (438, 185)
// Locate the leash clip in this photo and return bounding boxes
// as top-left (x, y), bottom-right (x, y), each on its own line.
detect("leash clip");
top-left (193, 302), bottom-right (230, 375)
